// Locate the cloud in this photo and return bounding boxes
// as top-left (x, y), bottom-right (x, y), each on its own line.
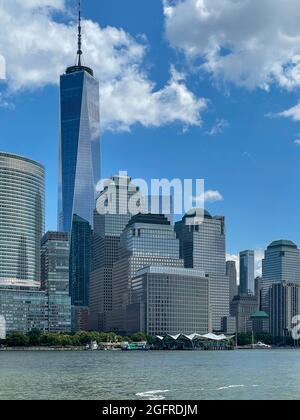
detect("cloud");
top-left (0, 55), bottom-right (5, 80)
top-left (206, 118), bottom-right (229, 136)
top-left (163, 0), bottom-right (300, 91)
top-left (274, 102), bottom-right (300, 122)
top-left (295, 139), bottom-right (300, 146)
top-left (0, 0), bottom-right (207, 131)
top-left (195, 190), bottom-right (223, 203)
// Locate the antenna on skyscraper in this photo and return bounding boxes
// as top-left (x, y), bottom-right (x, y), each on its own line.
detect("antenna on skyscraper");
top-left (77, 0), bottom-right (83, 66)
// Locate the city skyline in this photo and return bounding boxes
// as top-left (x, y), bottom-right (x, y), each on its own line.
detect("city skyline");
top-left (1, 0), bottom-right (300, 270)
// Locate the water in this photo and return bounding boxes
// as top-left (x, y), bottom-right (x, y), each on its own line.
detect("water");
top-left (0, 349), bottom-right (299, 400)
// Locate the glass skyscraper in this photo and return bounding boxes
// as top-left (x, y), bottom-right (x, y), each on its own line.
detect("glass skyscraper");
top-left (58, 7), bottom-right (100, 233)
top-left (0, 152), bottom-right (45, 283)
top-left (239, 250), bottom-right (255, 295)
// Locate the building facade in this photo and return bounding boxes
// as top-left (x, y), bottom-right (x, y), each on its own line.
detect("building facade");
top-left (0, 152), bottom-right (45, 283)
top-left (226, 260), bottom-right (238, 302)
top-left (58, 12), bottom-right (100, 233)
top-left (230, 294), bottom-right (259, 333)
top-left (107, 214), bottom-right (184, 333)
top-left (127, 267), bottom-right (210, 336)
top-left (41, 232), bottom-right (71, 333)
top-left (268, 282), bottom-right (300, 338)
top-left (89, 174), bottom-right (141, 331)
top-left (239, 250), bottom-right (255, 295)
top-left (175, 209), bottom-right (226, 275)
top-left (175, 209), bottom-right (229, 331)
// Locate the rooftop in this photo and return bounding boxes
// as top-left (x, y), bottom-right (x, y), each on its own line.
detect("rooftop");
top-left (268, 240), bottom-right (298, 249)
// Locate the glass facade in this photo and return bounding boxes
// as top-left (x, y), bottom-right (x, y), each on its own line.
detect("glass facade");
top-left (107, 214), bottom-right (184, 332)
top-left (69, 215), bottom-right (92, 308)
top-left (239, 250), bottom-right (255, 295)
top-left (58, 68), bottom-right (100, 233)
top-left (89, 175), bottom-right (140, 331)
top-left (41, 231), bottom-right (71, 333)
top-left (175, 209), bottom-right (229, 331)
top-left (175, 209), bottom-right (226, 275)
top-left (0, 153), bottom-right (45, 283)
top-left (128, 267), bottom-right (210, 336)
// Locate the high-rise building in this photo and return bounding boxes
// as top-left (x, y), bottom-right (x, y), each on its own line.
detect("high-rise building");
top-left (230, 294), bottom-right (259, 333)
top-left (41, 232), bottom-right (71, 333)
top-left (261, 240), bottom-right (300, 315)
top-left (262, 240), bottom-right (300, 284)
top-left (58, 4), bottom-right (100, 233)
top-left (107, 214), bottom-right (184, 332)
top-left (175, 209), bottom-right (229, 331)
top-left (89, 174), bottom-right (140, 331)
top-left (127, 267), bottom-right (210, 336)
top-left (268, 282), bottom-right (300, 338)
top-left (69, 215), bottom-right (92, 309)
top-left (175, 209), bottom-right (226, 275)
top-left (226, 260), bottom-right (238, 302)
top-left (239, 250), bottom-right (255, 295)
top-left (0, 152), bottom-right (45, 283)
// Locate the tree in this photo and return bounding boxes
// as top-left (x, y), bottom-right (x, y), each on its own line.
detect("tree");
top-left (6, 333), bottom-right (29, 347)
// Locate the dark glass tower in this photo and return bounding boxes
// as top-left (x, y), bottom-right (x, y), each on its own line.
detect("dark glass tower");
top-left (58, 1), bottom-right (100, 233)
top-left (69, 215), bottom-right (92, 307)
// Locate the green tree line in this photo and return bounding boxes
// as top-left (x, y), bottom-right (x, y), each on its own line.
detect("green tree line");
top-left (0, 329), bottom-right (152, 348)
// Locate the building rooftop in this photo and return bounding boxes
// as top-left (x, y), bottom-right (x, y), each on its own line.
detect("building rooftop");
top-left (250, 311), bottom-right (269, 319)
top-left (126, 213), bottom-right (171, 228)
top-left (0, 151), bottom-right (44, 169)
top-left (268, 240), bottom-right (298, 249)
top-left (135, 266), bottom-right (207, 278)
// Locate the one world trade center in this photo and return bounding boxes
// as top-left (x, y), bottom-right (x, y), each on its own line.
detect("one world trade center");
top-left (58, 1), bottom-right (100, 233)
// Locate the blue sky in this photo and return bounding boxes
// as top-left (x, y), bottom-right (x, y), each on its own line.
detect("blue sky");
top-left (1, 0), bottom-right (300, 266)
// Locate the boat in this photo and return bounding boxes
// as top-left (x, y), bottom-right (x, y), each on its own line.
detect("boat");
top-left (252, 341), bottom-right (272, 349)
top-left (121, 341), bottom-right (149, 351)
top-left (85, 340), bottom-right (98, 351)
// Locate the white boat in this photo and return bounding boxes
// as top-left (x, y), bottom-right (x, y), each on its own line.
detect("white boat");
top-left (253, 341), bottom-right (272, 349)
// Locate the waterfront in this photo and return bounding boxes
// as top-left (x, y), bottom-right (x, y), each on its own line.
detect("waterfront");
top-left (0, 349), bottom-right (299, 400)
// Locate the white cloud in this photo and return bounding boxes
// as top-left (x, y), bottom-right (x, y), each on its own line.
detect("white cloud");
top-left (274, 102), bottom-right (300, 122)
top-left (0, 54), bottom-right (5, 80)
top-left (195, 190), bottom-right (223, 203)
top-left (163, 0), bottom-right (300, 91)
top-left (206, 118), bottom-right (229, 136)
top-left (295, 139), bottom-right (300, 146)
top-left (0, 0), bottom-right (207, 131)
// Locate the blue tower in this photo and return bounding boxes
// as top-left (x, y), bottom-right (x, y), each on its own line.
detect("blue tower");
top-left (58, 0), bottom-right (100, 233)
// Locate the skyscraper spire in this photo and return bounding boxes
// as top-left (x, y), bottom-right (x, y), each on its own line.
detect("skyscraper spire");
top-left (77, 0), bottom-right (82, 66)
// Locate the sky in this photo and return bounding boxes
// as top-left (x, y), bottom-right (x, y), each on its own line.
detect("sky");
top-left (1, 0), bottom-right (300, 274)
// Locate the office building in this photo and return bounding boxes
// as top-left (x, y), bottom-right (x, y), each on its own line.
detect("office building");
top-left (107, 214), bottom-right (184, 332)
top-left (0, 152), bottom-right (45, 283)
top-left (89, 174), bottom-right (140, 331)
top-left (261, 240), bottom-right (300, 322)
top-left (262, 240), bottom-right (300, 284)
top-left (268, 282), bottom-right (300, 338)
top-left (58, 5), bottom-right (100, 233)
top-left (69, 215), bottom-right (92, 330)
top-left (226, 260), bottom-right (238, 302)
top-left (175, 209), bottom-right (226, 275)
top-left (41, 232), bottom-right (71, 333)
top-left (230, 294), bottom-right (259, 333)
top-left (175, 209), bottom-right (229, 331)
top-left (239, 250), bottom-right (255, 295)
top-left (0, 279), bottom-right (71, 334)
top-left (127, 267), bottom-right (210, 336)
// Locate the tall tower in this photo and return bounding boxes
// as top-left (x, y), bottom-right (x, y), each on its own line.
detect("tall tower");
top-left (58, 0), bottom-right (100, 233)
top-left (239, 250), bottom-right (255, 295)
